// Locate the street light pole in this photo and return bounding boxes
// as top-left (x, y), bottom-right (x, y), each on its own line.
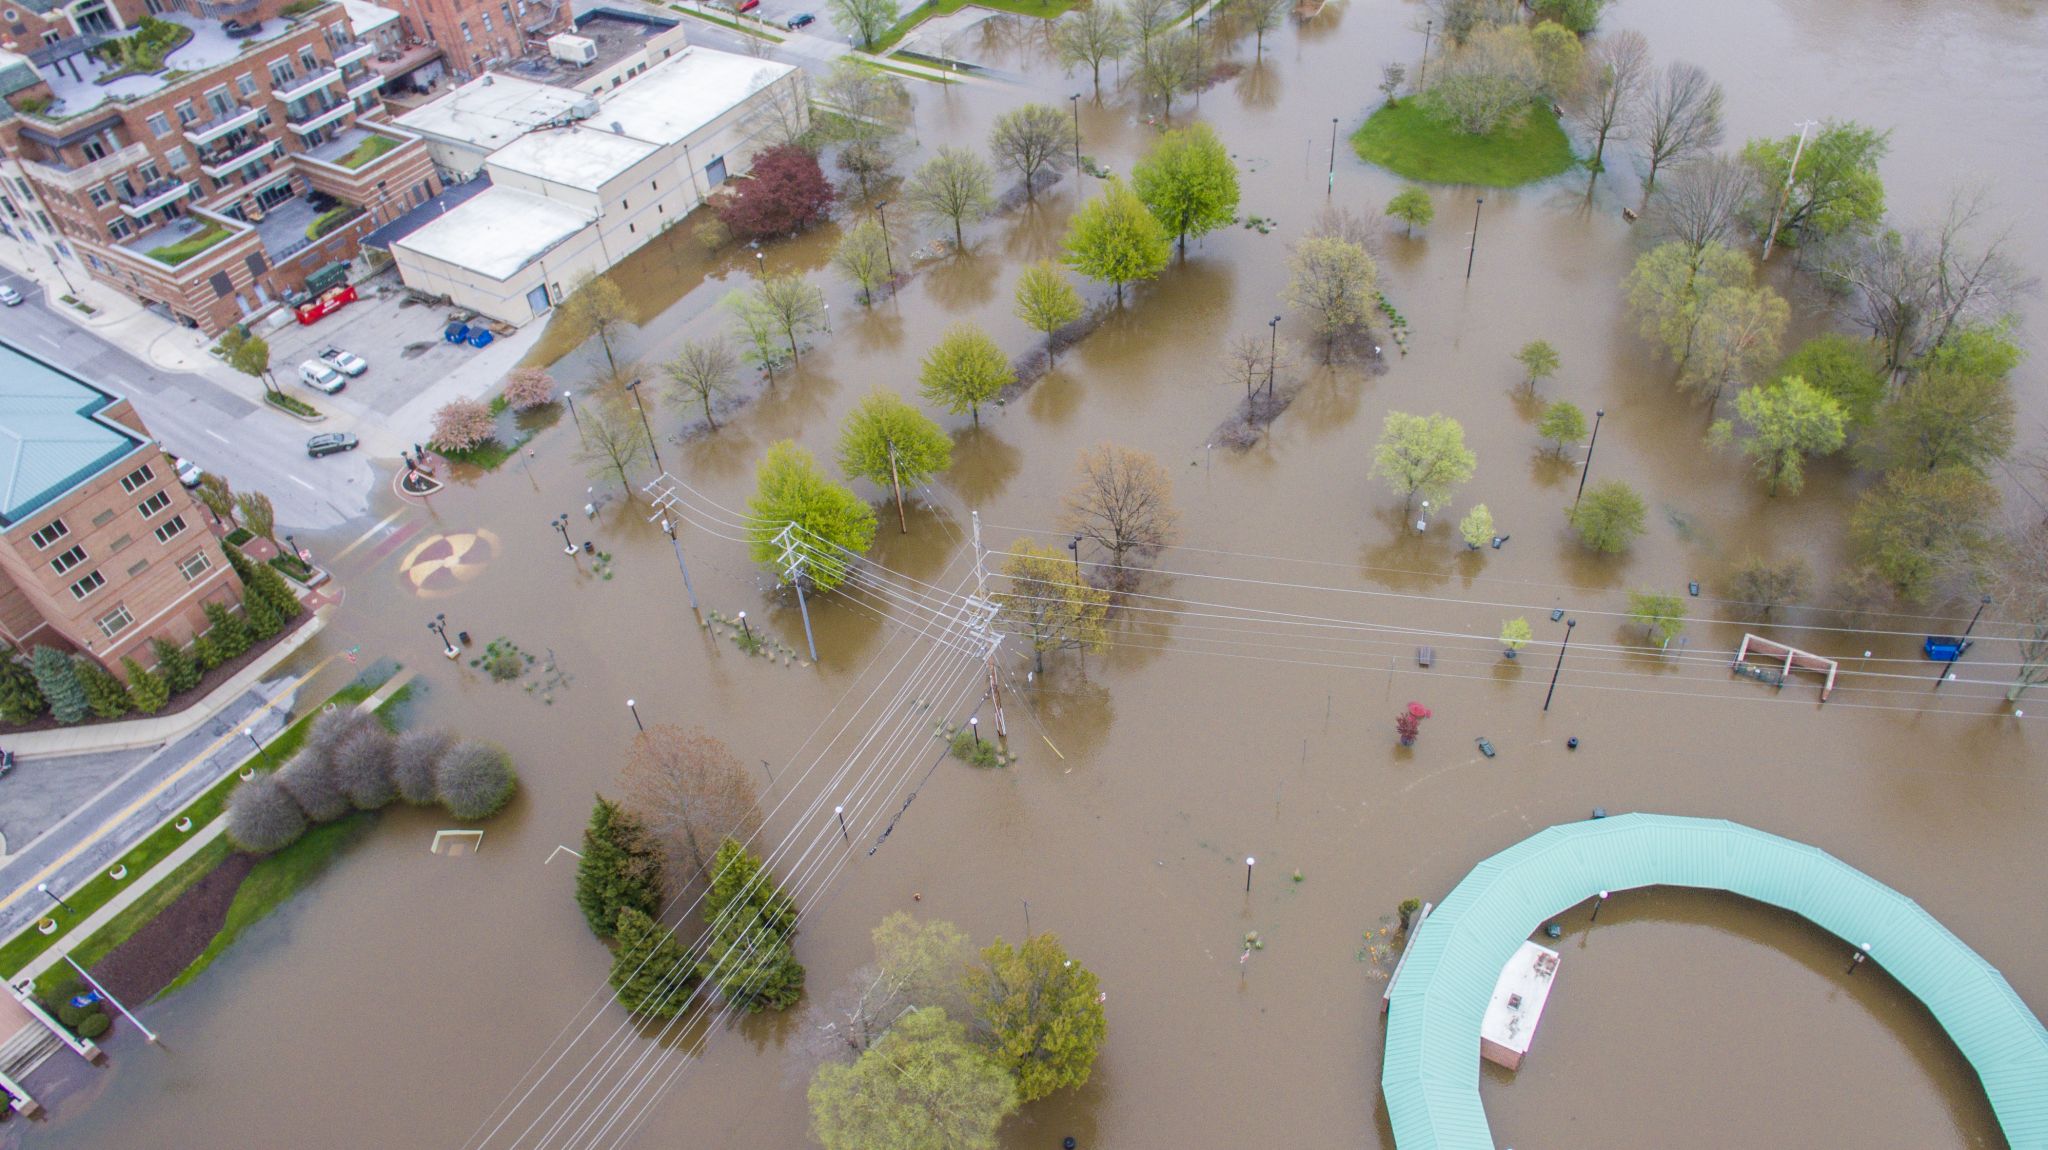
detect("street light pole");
top-left (1465, 195), bottom-right (1484, 280)
top-left (1069, 93), bottom-right (1082, 178)
top-left (1574, 408), bottom-right (1606, 508)
top-left (428, 612), bottom-right (457, 658)
top-left (562, 389), bottom-right (581, 429)
top-left (1245, 856), bottom-right (1255, 893)
top-left (874, 201), bottom-right (895, 276)
top-left (1266, 315), bottom-right (1281, 398)
top-left (1542, 618), bottom-right (1577, 712)
top-left (627, 698), bottom-right (644, 731)
top-left (1934, 596), bottom-right (1992, 688)
top-left (624, 379), bottom-right (663, 471)
top-left (1068, 535), bottom-right (1082, 582)
top-left (36, 883), bottom-right (72, 913)
top-left (1417, 19), bottom-right (1432, 89)
top-left (552, 513), bottom-right (577, 555)
top-left (1328, 117), bottom-right (1339, 195)
top-left (242, 726), bottom-right (270, 767)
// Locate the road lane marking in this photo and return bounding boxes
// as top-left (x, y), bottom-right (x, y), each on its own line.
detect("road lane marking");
top-left (289, 474), bottom-right (316, 491)
top-left (204, 429), bottom-right (231, 444)
top-left (331, 506), bottom-right (407, 562)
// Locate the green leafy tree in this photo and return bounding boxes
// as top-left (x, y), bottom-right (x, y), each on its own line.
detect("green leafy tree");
top-left (725, 291), bottom-right (786, 381)
top-left (75, 657), bottom-right (131, 720)
top-left (609, 907), bottom-right (698, 1016)
top-left (1131, 123), bottom-right (1240, 257)
top-left (1742, 120), bottom-right (1889, 249)
top-left (746, 442), bottom-right (877, 593)
top-left (1537, 400), bottom-right (1587, 455)
top-left (562, 272), bottom-right (633, 375)
top-left (1777, 333), bottom-right (1887, 427)
top-left (120, 657), bottom-right (170, 714)
top-left (575, 796), bottom-right (665, 939)
top-left (1919, 322), bottom-right (2022, 382)
top-left (995, 538), bottom-right (1110, 675)
top-left (751, 274), bottom-right (826, 365)
top-left (918, 323), bottom-right (1014, 426)
top-left (1849, 467), bottom-right (2000, 603)
top-left (1528, 20), bottom-right (1583, 100)
top-left (1515, 340), bottom-right (1560, 390)
top-left (1726, 555), bottom-right (1810, 622)
top-left (1859, 371), bottom-right (2015, 476)
top-left (1719, 376), bottom-right (1845, 495)
top-left (150, 637), bottom-right (200, 694)
top-left (1623, 240), bottom-right (1759, 380)
top-left (1013, 260), bottom-right (1084, 368)
top-left (1567, 480), bottom-right (1647, 553)
top-left (1500, 616), bottom-right (1532, 656)
top-left (234, 490), bottom-right (276, 545)
top-left (1386, 187), bottom-right (1434, 237)
top-left (965, 933), bottom-right (1106, 1102)
top-left (1062, 177), bottom-right (1171, 306)
top-left (1283, 236), bottom-right (1378, 362)
top-left (0, 648), bottom-right (47, 726)
top-left (988, 103), bottom-right (1076, 202)
top-left (1627, 590), bottom-right (1688, 648)
top-left (228, 333), bottom-right (272, 392)
top-left (1371, 412), bottom-right (1477, 512)
top-left (839, 390), bottom-right (954, 533)
top-left (809, 1007), bottom-right (1019, 1150)
top-left (1683, 281), bottom-right (1790, 406)
top-left (30, 646), bottom-right (86, 724)
top-left (1532, 0), bottom-right (1608, 33)
top-left (827, 0), bottom-right (899, 49)
top-left (195, 472), bottom-right (236, 527)
top-left (1458, 505), bottom-right (1495, 549)
top-left (831, 219), bottom-right (894, 307)
top-left (905, 146), bottom-right (996, 249)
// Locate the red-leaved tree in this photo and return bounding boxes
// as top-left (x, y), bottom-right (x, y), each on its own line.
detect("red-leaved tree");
top-left (714, 145), bottom-right (834, 241)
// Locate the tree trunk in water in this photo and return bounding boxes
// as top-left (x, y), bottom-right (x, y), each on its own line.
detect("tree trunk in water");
top-left (702, 394), bottom-right (717, 430)
top-left (889, 444), bottom-right (908, 534)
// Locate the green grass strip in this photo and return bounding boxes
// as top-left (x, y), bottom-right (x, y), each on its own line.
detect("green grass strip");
top-left (855, 56), bottom-right (957, 84)
top-left (869, 0), bottom-right (1073, 53)
top-left (160, 815), bottom-right (372, 996)
top-left (1351, 99), bottom-right (1575, 188)
top-left (667, 4), bottom-right (783, 40)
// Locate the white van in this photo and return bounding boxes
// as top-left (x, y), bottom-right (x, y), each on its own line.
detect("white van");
top-left (298, 360), bottom-right (346, 394)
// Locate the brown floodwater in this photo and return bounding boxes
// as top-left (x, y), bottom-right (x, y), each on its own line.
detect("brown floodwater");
top-left (21, 1), bottom-right (2047, 1147)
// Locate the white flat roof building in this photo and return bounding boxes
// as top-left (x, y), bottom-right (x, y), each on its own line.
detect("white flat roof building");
top-left (394, 73), bottom-right (595, 179)
top-left (486, 127), bottom-right (662, 193)
top-left (597, 48), bottom-right (792, 146)
top-left (338, 0), bottom-right (402, 38)
top-left (394, 187), bottom-right (595, 282)
top-left (1479, 941), bottom-right (1561, 1072)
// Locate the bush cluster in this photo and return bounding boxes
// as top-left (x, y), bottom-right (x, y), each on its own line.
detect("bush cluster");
top-left (225, 710), bottom-right (517, 853)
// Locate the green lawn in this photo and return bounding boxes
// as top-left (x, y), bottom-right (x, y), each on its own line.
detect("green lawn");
top-left (161, 816), bottom-right (371, 996)
top-left (1352, 99), bottom-right (1576, 187)
top-left (0, 674), bottom-right (387, 979)
top-left (335, 134), bottom-right (398, 169)
top-left (871, 0), bottom-right (1074, 53)
top-left (147, 223), bottom-right (232, 266)
top-left (667, 4), bottom-right (782, 41)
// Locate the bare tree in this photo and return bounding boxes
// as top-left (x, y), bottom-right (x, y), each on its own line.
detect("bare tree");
top-left (904, 146), bottom-right (996, 248)
top-left (1053, 1), bottom-right (1132, 100)
top-left (1646, 153), bottom-right (1756, 257)
top-left (1135, 28), bottom-right (1201, 121)
top-left (574, 399), bottom-right (653, 496)
top-left (816, 60), bottom-right (908, 201)
top-left (1126, 0), bottom-right (1175, 49)
top-left (1996, 523), bottom-right (2048, 702)
top-left (664, 338), bottom-right (739, 431)
top-left (1637, 61), bottom-right (1723, 208)
top-left (1059, 443), bottom-right (1180, 586)
top-left (748, 70), bottom-right (812, 148)
top-left (751, 274), bottom-right (827, 363)
top-left (621, 724), bottom-right (762, 885)
top-left (989, 104), bottom-right (1077, 202)
top-left (1307, 202), bottom-right (1387, 262)
top-left (1242, 0), bottom-right (1287, 58)
top-left (1567, 29), bottom-right (1649, 195)
top-left (1223, 333), bottom-right (1269, 401)
top-left (562, 273), bottom-right (634, 375)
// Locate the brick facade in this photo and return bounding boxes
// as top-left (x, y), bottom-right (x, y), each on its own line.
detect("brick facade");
top-left (0, 0), bottom-right (441, 333)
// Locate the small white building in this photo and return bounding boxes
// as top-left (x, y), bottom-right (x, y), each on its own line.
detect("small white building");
top-left (1479, 940), bottom-right (1561, 1071)
top-left (391, 44), bottom-right (803, 325)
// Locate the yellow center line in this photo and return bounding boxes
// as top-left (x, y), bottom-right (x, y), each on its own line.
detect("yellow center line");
top-left (329, 507), bottom-right (409, 563)
top-left (0, 653), bottom-right (338, 921)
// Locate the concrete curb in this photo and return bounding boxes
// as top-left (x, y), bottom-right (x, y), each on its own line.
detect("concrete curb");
top-left (5, 613), bottom-right (328, 758)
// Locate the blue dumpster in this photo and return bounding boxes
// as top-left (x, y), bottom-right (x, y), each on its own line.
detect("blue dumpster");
top-left (443, 321), bottom-right (471, 343)
top-left (468, 327), bottom-right (494, 348)
top-left (1923, 636), bottom-right (1966, 660)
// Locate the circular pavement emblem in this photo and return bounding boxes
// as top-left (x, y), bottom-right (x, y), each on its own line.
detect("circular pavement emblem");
top-left (399, 528), bottom-right (500, 598)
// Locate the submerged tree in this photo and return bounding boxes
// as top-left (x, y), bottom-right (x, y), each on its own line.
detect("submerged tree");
top-left (831, 219), bottom-right (895, 306)
top-left (664, 337), bottom-right (739, 431)
top-left (964, 933), bottom-right (1106, 1102)
top-left (1566, 480), bottom-right (1647, 554)
top-left (1059, 443), bottom-right (1180, 585)
top-left (809, 1007), bottom-right (1019, 1150)
top-left (905, 146), bottom-right (997, 248)
top-left (610, 907), bottom-right (698, 1017)
top-left (1012, 261), bottom-right (1084, 368)
top-left (1283, 235), bottom-right (1377, 362)
top-left (995, 538), bottom-right (1110, 674)
top-left (1848, 467), bottom-right (2000, 603)
top-left (989, 103), bottom-right (1077, 201)
top-left (1130, 122), bottom-right (1240, 256)
top-left (1637, 61), bottom-right (1723, 207)
top-left (838, 389), bottom-right (953, 532)
top-left (1371, 412), bottom-right (1476, 512)
top-left (1062, 177), bottom-right (1171, 306)
top-left (1627, 590), bottom-right (1688, 648)
top-left (622, 725), bottom-right (762, 886)
top-left (918, 323), bottom-right (1014, 426)
top-left (1052, 2), bottom-right (1132, 101)
top-left (746, 441), bottom-right (877, 593)
top-left (1741, 119), bottom-right (1889, 250)
top-left (561, 273), bottom-right (633, 376)
top-left (1567, 28), bottom-right (1648, 189)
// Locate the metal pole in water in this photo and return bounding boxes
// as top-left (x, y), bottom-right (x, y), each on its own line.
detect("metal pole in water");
top-left (1542, 618), bottom-right (1577, 712)
top-left (63, 955), bottom-right (157, 1045)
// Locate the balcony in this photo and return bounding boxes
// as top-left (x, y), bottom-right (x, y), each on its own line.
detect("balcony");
top-left (303, 125), bottom-right (405, 171)
top-left (183, 103), bottom-right (264, 146)
top-left (286, 100), bottom-right (352, 135)
top-left (20, 141), bottom-right (151, 192)
top-left (333, 40), bottom-right (374, 68)
top-left (118, 177), bottom-right (195, 218)
top-left (272, 66), bottom-right (340, 105)
top-left (198, 134), bottom-right (281, 178)
top-left (345, 71), bottom-right (385, 101)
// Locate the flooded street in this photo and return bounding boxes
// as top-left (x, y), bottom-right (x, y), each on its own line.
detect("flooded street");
top-left (22, 0), bottom-right (2046, 1147)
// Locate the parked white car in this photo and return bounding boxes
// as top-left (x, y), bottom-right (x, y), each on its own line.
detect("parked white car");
top-left (319, 346), bottom-right (368, 376)
top-left (173, 457), bottom-right (204, 488)
top-left (0, 285), bottom-right (22, 307)
top-left (297, 360), bottom-right (346, 394)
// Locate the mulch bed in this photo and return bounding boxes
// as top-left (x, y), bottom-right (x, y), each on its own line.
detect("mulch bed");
top-left (89, 851), bottom-right (256, 1004)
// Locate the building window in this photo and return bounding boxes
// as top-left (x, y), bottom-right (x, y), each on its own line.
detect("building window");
top-left (481, 12), bottom-right (492, 31)
top-left (299, 47), bottom-right (319, 72)
top-left (87, 184), bottom-right (111, 207)
top-left (237, 73), bottom-right (258, 97)
top-left (501, 2), bottom-right (512, 22)
top-left (461, 21), bottom-right (472, 41)
top-left (80, 138), bottom-right (108, 163)
top-left (137, 490), bottom-right (172, 518)
top-left (96, 604), bottom-right (134, 638)
top-left (269, 60), bottom-right (296, 87)
top-left (166, 147), bottom-right (188, 172)
top-left (50, 544), bottom-right (88, 575)
top-left (109, 218), bottom-right (133, 240)
top-left (154, 514), bottom-right (188, 544)
top-left (29, 519), bottom-right (69, 550)
top-left (174, 101), bottom-right (197, 126)
top-left (119, 463), bottom-right (156, 492)
top-left (69, 570), bottom-right (106, 600)
top-left (138, 161), bottom-right (162, 185)
top-left (147, 112), bottom-right (172, 138)
top-left (178, 550), bottom-right (212, 581)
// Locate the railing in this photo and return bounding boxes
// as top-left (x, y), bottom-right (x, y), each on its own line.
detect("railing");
top-left (285, 100), bottom-right (351, 133)
top-left (117, 177), bottom-right (193, 216)
top-left (273, 65), bottom-right (340, 104)
top-left (333, 39), bottom-right (374, 67)
top-left (182, 102), bottom-right (263, 145)
top-left (197, 134), bottom-right (279, 177)
top-left (20, 141), bottom-right (150, 192)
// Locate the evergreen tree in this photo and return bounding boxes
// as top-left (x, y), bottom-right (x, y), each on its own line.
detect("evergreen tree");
top-left (203, 601), bottom-right (250, 661)
top-left (702, 917), bottom-right (806, 1013)
top-left (191, 629), bottom-right (224, 671)
top-left (246, 560), bottom-right (303, 620)
top-left (242, 586), bottom-right (283, 641)
top-left (31, 646), bottom-right (86, 724)
top-left (121, 657), bottom-right (170, 714)
top-left (609, 907), bottom-right (698, 1017)
top-left (0, 648), bottom-right (47, 726)
top-left (75, 658), bottom-right (132, 720)
top-left (706, 838), bottom-right (798, 934)
top-left (150, 636), bottom-right (201, 694)
top-left (575, 797), bottom-right (665, 939)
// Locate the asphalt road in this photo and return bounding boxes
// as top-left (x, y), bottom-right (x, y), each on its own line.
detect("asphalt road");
top-left (0, 269), bottom-right (374, 531)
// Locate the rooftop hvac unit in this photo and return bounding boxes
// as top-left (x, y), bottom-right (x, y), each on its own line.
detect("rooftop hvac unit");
top-left (548, 33), bottom-right (597, 65)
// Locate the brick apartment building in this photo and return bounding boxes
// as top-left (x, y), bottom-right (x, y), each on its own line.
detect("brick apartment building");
top-left (0, 0), bottom-right (459, 333)
top-left (0, 339), bottom-right (244, 677)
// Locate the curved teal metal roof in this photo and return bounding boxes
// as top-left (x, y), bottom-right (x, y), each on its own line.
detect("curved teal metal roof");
top-left (1382, 813), bottom-right (2048, 1149)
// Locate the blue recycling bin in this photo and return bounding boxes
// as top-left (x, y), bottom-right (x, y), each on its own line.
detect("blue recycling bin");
top-left (443, 321), bottom-right (471, 343)
top-left (1923, 636), bottom-right (1965, 660)
top-left (468, 327), bottom-right (494, 348)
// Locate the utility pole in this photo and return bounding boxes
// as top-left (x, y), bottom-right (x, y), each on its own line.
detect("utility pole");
top-left (1933, 596), bottom-right (1992, 689)
top-left (888, 443), bottom-right (907, 534)
top-left (773, 523), bottom-right (820, 664)
top-left (1542, 617), bottom-right (1577, 712)
top-left (1760, 119), bottom-right (1817, 262)
top-left (646, 477), bottom-right (701, 618)
top-left (1573, 408), bottom-right (1606, 508)
top-left (63, 955), bottom-right (157, 1044)
top-left (1417, 19), bottom-right (1432, 89)
top-left (1266, 315), bottom-right (1281, 398)
top-left (969, 511), bottom-right (1007, 747)
top-left (1465, 195), bottom-right (1484, 280)
top-left (1327, 117), bottom-right (1338, 195)
top-left (623, 379), bottom-right (662, 471)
